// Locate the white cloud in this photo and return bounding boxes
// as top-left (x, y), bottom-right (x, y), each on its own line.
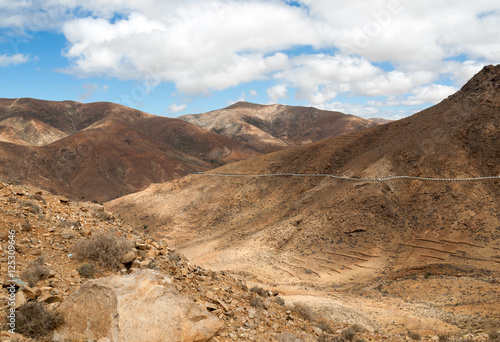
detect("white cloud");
top-left (316, 101), bottom-right (380, 117)
top-left (0, 53), bottom-right (29, 67)
top-left (249, 89), bottom-right (258, 97)
top-left (267, 84), bottom-right (288, 103)
top-left (168, 103), bottom-right (187, 114)
top-left (2, 0), bottom-right (500, 117)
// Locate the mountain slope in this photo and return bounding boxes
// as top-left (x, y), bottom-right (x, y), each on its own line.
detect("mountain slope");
top-left (0, 98), bottom-right (259, 201)
top-left (108, 66), bottom-right (500, 331)
top-left (180, 102), bottom-right (379, 152)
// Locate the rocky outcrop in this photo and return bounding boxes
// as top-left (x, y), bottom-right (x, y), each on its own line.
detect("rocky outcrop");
top-left (53, 270), bottom-right (222, 342)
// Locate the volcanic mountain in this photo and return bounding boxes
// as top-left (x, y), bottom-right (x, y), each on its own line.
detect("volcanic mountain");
top-left (108, 66), bottom-right (500, 331)
top-left (0, 98), bottom-right (259, 201)
top-left (180, 102), bottom-right (380, 152)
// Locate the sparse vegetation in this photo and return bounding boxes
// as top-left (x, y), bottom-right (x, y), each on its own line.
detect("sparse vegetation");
top-left (92, 208), bottom-right (114, 221)
top-left (15, 302), bottom-right (63, 338)
top-left (274, 296), bottom-right (285, 306)
top-left (291, 302), bottom-right (317, 321)
top-left (250, 285), bottom-right (269, 297)
top-left (22, 256), bottom-right (50, 287)
top-left (76, 263), bottom-right (96, 279)
top-left (408, 331), bottom-right (421, 341)
top-left (438, 334), bottom-right (450, 342)
top-left (315, 321), bottom-right (335, 335)
top-left (249, 295), bottom-right (265, 308)
top-left (20, 200), bottom-right (42, 214)
top-left (337, 324), bottom-right (366, 342)
top-left (489, 330), bottom-right (500, 342)
top-left (21, 218), bottom-right (32, 232)
top-left (73, 231), bottom-right (132, 270)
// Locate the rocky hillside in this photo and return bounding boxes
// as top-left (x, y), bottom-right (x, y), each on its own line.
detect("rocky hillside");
top-left (0, 99), bottom-right (259, 202)
top-left (108, 66), bottom-right (500, 334)
top-left (1, 182), bottom-right (479, 342)
top-left (180, 102), bottom-right (379, 152)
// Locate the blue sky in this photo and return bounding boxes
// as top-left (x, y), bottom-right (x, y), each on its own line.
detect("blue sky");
top-left (0, 1), bottom-right (499, 119)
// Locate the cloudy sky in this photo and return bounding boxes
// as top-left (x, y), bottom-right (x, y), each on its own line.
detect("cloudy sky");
top-left (0, 1), bottom-right (499, 119)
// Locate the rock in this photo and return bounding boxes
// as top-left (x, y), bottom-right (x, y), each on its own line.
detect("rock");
top-left (121, 249), bottom-right (137, 264)
top-left (54, 270), bottom-right (222, 342)
top-left (21, 285), bottom-right (38, 300)
top-left (247, 308), bottom-right (256, 319)
top-left (313, 327), bottom-right (323, 336)
top-left (15, 291), bottom-right (27, 308)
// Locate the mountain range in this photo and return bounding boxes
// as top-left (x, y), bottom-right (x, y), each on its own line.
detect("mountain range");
top-left (0, 99), bottom-right (375, 201)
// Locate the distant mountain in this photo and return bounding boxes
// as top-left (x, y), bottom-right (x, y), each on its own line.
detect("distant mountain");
top-left (180, 102), bottom-right (379, 152)
top-left (0, 98), bottom-right (259, 201)
top-left (109, 64), bottom-right (500, 324)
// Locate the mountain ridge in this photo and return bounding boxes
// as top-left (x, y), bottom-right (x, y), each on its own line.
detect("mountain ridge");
top-left (180, 101), bottom-right (380, 152)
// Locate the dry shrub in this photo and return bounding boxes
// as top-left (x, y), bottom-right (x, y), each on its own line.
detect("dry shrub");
top-left (250, 285), bottom-right (269, 297)
top-left (93, 208), bottom-right (114, 221)
top-left (274, 296), bottom-right (285, 306)
top-left (249, 295), bottom-right (265, 308)
top-left (20, 200), bottom-right (42, 214)
top-left (292, 302), bottom-right (317, 321)
top-left (22, 257), bottom-right (50, 287)
top-left (15, 302), bottom-right (63, 338)
top-left (73, 231), bottom-right (131, 270)
top-left (408, 331), bottom-right (421, 341)
top-left (76, 263), bottom-right (96, 279)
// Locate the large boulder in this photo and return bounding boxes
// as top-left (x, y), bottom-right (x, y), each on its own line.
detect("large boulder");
top-left (53, 270), bottom-right (222, 342)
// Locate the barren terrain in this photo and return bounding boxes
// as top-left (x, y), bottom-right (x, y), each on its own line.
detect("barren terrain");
top-left (108, 65), bottom-right (500, 335)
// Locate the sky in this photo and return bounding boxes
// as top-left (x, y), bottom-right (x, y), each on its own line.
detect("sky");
top-left (0, 1), bottom-right (499, 120)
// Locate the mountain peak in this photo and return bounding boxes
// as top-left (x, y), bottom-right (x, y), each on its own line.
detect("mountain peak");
top-left (452, 64), bottom-right (500, 108)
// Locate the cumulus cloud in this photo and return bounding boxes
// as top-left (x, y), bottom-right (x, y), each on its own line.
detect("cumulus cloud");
top-left (0, 53), bottom-right (29, 67)
top-left (168, 103), bottom-right (187, 114)
top-left (2, 0), bottom-right (500, 116)
top-left (267, 84), bottom-right (288, 103)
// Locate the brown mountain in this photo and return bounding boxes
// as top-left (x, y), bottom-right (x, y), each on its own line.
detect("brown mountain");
top-left (0, 98), bottom-right (259, 201)
top-left (179, 102), bottom-right (379, 152)
top-left (108, 66), bottom-right (500, 332)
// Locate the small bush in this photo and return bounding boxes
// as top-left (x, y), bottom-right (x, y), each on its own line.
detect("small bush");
top-left (73, 232), bottom-right (132, 270)
top-left (489, 330), bottom-right (500, 342)
top-left (292, 302), bottom-right (317, 321)
top-left (21, 218), bottom-right (32, 232)
top-left (29, 193), bottom-right (46, 204)
top-left (168, 252), bottom-right (182, 264)
top-left (408, 331), bottom-right (421, 341)
top-left (76, 263), bottom-right (96, 279)
top-left (250, 285), bottom-right (269, 297)
top-left (274, 296), bottom-right (285, 306)
top-left (15, 302), bottom-right (63, 338)
top-left (93, 208), bottom-right (114, 221)
top-left (22, 257), bottom-right (50, 287)
top-left (249, 295), bottom-right (265, 308)
top-left (20, 200), bottom-right (42, 215)
top-left (342, 327), bottom-right (357, 341)
top-left (315, 321), bottom-right (335, 334)
top-left (438, 334), bottom-right (450, 342)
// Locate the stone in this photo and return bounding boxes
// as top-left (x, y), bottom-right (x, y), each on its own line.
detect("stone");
top-left (313, 327), bottom-right (323, 335)
top-left (15, 291), bottom-right (27, 308)
top-left (21, 285), bottom-right (38, 300)
top-left (54, 270), bottom-right (222, 342)
top-left (247, 308), bottom-right (256, 319)
top-left (121, 249), bottom-right (137, 264)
